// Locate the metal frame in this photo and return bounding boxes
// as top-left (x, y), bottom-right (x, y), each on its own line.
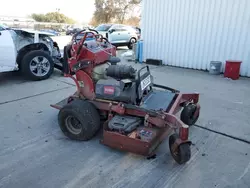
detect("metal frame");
top-left (51, 29), bottom-right (200, 160)
top-left (51, 86), bottom-right (199, 157)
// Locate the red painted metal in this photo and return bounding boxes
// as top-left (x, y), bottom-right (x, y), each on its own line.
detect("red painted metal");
top-left (64, 31), bottom-right (116, 99)
top-left (193, 103), bottom-right (200, 120)
top-left (169, 93), bottom-right (199, 114)
top-left (110, 103), bottom-right (126, 115)
top-left (224, 60), bottom-right (242, 80)
top-left (64, 74), bottom-right (81, 93)
top-left (181, 93), bottom-right (199, 104)
top-left (179, 125), bottom-right (189, 141)
top-left (51, 92), bottom-right (200, 157)
top-left (70, 32), bottom-right (116, 67)
top-left (51, 92), bottom-right (199, 155)
top-left (50, 94), bottom-right (79, 110)
top-left (101, 121), bottom-right (165, 156)
top-left (75, 70), bottom-right (95, 100)
top-left (50, 104), bottom-right (61, 110)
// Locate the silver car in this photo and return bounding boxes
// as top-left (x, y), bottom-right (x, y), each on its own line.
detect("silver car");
top-left (95, 24), bottom-right (138, 49)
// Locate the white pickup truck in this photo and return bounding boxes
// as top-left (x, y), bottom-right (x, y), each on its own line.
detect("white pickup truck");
top-left (0, 24), bottom-right (62, 81)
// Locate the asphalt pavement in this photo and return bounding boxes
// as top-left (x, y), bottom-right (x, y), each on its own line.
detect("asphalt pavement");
top-left (0, 37), bottom-right (250, 188)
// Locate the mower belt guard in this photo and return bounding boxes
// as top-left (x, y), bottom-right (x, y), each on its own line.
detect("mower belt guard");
top-left (108, 115), bottom-right (142, 133)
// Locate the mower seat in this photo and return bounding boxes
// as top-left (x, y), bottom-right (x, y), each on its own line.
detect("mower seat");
top-left (109, 56), bottom-right (121, 65)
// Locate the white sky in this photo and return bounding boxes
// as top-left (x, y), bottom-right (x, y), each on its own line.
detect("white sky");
top-left (1, 0), bottom-right (95, 23)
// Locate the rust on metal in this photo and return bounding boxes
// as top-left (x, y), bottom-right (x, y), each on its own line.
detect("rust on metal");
top-left (179, 125), bottom-right (189, 141)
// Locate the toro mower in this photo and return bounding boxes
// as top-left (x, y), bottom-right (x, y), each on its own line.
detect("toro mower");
top-left (51, 29), bottom-right (200, 164)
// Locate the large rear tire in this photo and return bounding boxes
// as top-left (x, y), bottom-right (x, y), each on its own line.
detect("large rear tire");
top-left (21, 50), bottom-right (54, 81)
top-left (58, 100), bottom-right (101, 141)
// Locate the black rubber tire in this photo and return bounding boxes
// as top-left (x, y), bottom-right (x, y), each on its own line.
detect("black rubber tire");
top-left (58, 100), bottom-right (101, 141)
top-left (169, 133), bottom-right (191, 164)
top-left (180, 104), bottom-right (199, 126)
top-left (127, 38), bottom-right (137, 50)
top-left (21, 50), bottom-right (54, 81)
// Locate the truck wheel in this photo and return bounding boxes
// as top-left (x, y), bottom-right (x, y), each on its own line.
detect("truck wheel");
top-left (181, 104), bottom-right (199, 126)
top-left (128, 38), bottom-right (136, 50)
top-left (169, 133), bottom-right (191, 164)
top-left (58, 100), bottom-right (101, 141)
top-left (21, 50), bottom-right (54, 81)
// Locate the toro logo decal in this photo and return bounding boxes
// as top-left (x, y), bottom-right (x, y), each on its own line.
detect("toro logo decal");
top-left (104, 86), bottom-right (115, 95)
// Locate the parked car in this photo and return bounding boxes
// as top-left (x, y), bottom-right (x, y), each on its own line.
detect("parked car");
top-left (66, 28), bottom-right (81, 35)
top-left (0, 24), bottom-right (62, 81)
top-left (95, 24), bottom-right (138, 49)
top-left (40, 29), bottom-right (60, 36)
top-left (132, 26), bottom-right (141, 40)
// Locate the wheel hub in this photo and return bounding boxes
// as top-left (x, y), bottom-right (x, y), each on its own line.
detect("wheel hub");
top-left (65, 116), bottom-right (82, 134)
top-left (29, 56), bottom-right (50, 76)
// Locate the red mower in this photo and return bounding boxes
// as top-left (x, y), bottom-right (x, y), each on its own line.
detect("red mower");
top-left (51, 29), bottom-right (200, 164)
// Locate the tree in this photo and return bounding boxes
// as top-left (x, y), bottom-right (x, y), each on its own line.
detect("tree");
top-left (91, 0), bottom-right (141, 25)
top-left (93, 0), bottom-right (116, 24)
top-left (31, 12), bottom-right (76, 24)
top-left (89, 16), bottom-right (99, 27)
top-left (114, 0), bottom-right (141, 23)
top-left (124, 16), bottom-right (140, 26)
top-left (31, 14), bottom-right (46, 22)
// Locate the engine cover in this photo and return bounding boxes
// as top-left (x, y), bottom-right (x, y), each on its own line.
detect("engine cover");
top-left (95, 78), bottom-right (137, 103)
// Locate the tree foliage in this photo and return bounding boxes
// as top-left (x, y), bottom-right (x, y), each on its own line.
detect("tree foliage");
top-left (91, 0), bottom-right (141, 26)
top-left (124, 16), bottom-right (140, 26)
top-left (31, 12), bottom-right (76, 24)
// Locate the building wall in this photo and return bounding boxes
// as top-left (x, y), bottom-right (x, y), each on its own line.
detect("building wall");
top-left (141, 0), bottom-right (250, 76)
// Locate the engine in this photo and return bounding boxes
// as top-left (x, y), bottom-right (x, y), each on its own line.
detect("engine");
top-left (94, 64), bottom-right (138, 104)
top-left (92, 63), bottom-right (110, 81)
top-left (106, 65), bottom-right (136, 79)
top-left (92, 64), bottom-right (136, 82)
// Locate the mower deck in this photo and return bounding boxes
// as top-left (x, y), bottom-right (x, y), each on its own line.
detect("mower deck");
top-left (101, 121), bottom-right (172, 156)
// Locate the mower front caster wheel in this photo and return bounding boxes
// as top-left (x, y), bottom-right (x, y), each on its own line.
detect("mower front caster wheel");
top-left (58, 100), bottom-right (101, 141)
top-left (169, 134), bottom-right (191, 164)
top-left (181, 103), bottom-right (199, 126)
